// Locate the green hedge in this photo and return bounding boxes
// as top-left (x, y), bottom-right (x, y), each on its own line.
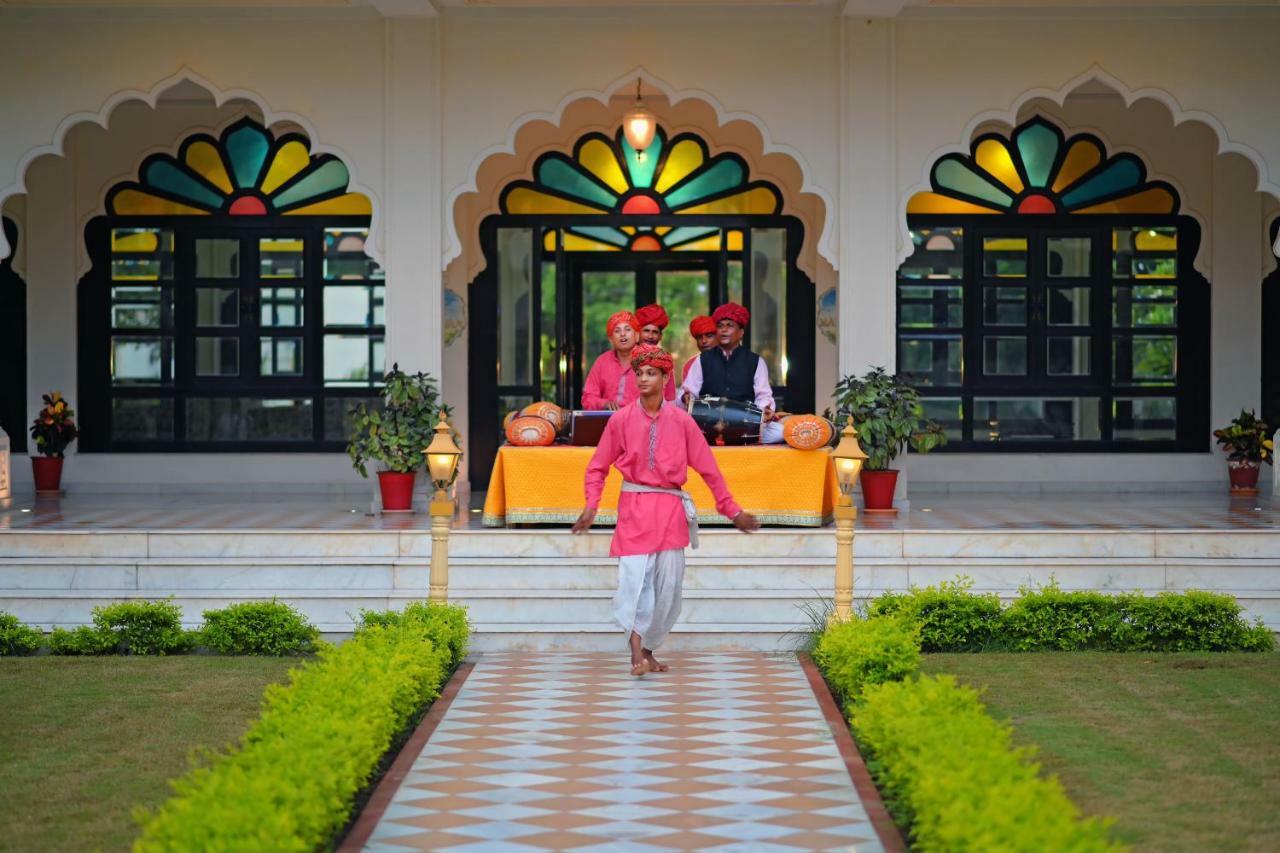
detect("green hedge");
top-left (50, 600), bottom-right (195, 656)
top-left (134, 602), bottom-right (469, 851)
top-left (812, 614), bottom-right (920, 704)
top-left (200, 601), bottom-right (319, 656)
top-left (871, 579), bottom-right (1274, 653)
top-left (0, 611), bottom-right (42, 656)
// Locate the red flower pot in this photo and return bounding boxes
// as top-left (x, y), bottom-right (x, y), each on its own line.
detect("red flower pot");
top-left (378, 470), bottom-right (416, 512)
top-left (31, 457), bottom-right (64, 493)
top-left (860, 469), bottom-right (899, 511)
top-left (1227, 459), bottom-right (1261, 493)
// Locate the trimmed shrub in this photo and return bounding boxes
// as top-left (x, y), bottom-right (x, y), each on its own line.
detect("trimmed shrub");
top-left (812, 615), bottom-right (920, 704)
top-left (869, 577), bottom-right (1002, 651)
top-left (48, 625), bottom-right (117, 655)
top-left (201, 601), bottom-right (320, 656)
top-left (357, 601), bottom-right (470, 666)
top-left (0, 611), bottom-right (43, 656)
top-left (92, 600), bottom-right (193, 655)
top-left (853, 674), bottom-right (1123, 851)
top-left (999, 585), bottom-right (1126, 652)
top-left (134, 602), bottom-right (469, 851)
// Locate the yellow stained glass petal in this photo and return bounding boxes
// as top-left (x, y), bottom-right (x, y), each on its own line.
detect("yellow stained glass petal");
top-left (1135, 230), bottom-right (1177, 251)
top-left (544, 230), bottom-right (557, 251)
top-left (672, 235), bottom-right (723, 252)
top-left (1051, 139), bottom-right (1103, 193)
top-left (260, 140), bottom-right (312, 195)
top-left (578, 139), bottom-right (629, 195)
top-left (184, 141), bottom-right (233, 194)
top-left (727, 230), bottom-right (744, 252)
top-left (561, 232), bottom-right (620, 251)
top-left (111, 189), bottom-right (210, 216)
top-left (111, 231), bottom-right (158, 252)
top-left (281, 193), bottom-right (373, 216)
top-left (655, 139), bottom-right (705, 194)
top-left (655, 226), bottom-right (672, 236)
top-left (621, 226), bottom-right (637, 235)
top-left (907, 191), bottom-right (1002, 215)
top-left (1074, 187), bottom-right (1176, 215)
top-left (985, 237), bottom-right (1029, 252)
top-left (975, 139), bottom-right (1024, 194)
top-left (677, 187), bottom-right (777, 216)
top-left (504, 187), bottom-right (608, 215)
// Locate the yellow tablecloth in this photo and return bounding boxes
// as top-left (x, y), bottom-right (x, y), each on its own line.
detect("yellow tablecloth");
top-left (482, 445), bottom-right (838, 527)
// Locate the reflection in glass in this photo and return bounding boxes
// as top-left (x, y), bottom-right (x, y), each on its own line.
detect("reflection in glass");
top-left (1046, 236), bottom-right (1091, 277)
top-left (899, 227), bottom-right (964, 280)
top-left (1113, 285), bottom-right (1176, 327)
top-left (920, 397), bottom-right (963, 441)
top-left (726, 260), bottom-right (743, 305)
top-left (983, 336), bottom-right (1027, 375)
top-left (983, 287), bottom-right (1027, 326)
top-left (195, 238), bottom-right (240, 279)
top-left (656, 269), bottom-right (711, 376)
top-left (580, 270), bottom-right (636, 379)
top-left (324, 396), bottom-right (381, 441)
top-left (898, 285), bottom-right (962, 329)
top-left (196, 288), bottom-right (239, 327)
top-left (983, 236), bottom-right (1028, 278)
top-left (751, 228), bottom-right (787, 384)
top-left (196, 337), bottom-right (239, 376)
top-left (111, 398), bottom-right (174, 441)
top-left (1047, 336), bottom-right (1090, 376)
top-left (1114, 397), bottom-right (1176, 440)
top-left (186, 398), bottom-right (313, 441)
top-left (324, 334), bottom-right (384, 386)
top-left (1114, 335), bottom-right (1176, 384)
top-left (975, 397), bottom-right (1101, 441)
top-left (261, 337), bottom-right (303, 377)
top-left (1048, 286), bottom-right (1091, 325)
top-left (260, 237), bottom-right (304, 278)
top-left (497, 229), bottom-right (534, 386)
top-left (111, 228), bottom-right (173, 281)
top-left (1113, 226), bottom-right (1177, 278)
top-left (540, 261), bottom-right (558, 404)
top-left (324, 285), bottom-right (383, 327)
top-left (111, 337), bottom-right (167, 384)
top-left (323, 228), bottom-right (384, 280)
top-left (899, 337), bottom-right (962, 386)
top-left (261, 287), bottom-right (304, 327)
top-left (111, 286), bottom-right (165, 329)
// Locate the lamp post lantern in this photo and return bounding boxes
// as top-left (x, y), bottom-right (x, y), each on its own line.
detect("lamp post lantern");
top-left (425, 412), bottom-right (462, 602)
top-left (830, 421), bottom-right (867, 622)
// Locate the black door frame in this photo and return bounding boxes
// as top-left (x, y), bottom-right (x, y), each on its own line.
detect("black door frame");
top-left (0, 217), bottom-right (26, 452)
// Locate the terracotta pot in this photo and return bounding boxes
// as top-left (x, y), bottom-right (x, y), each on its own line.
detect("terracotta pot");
top-left (378, 470), bottom-right (416, 512)
top-left (1227, 459), bottom-right (1261, 493)
top-left (31, 456), bottom-right (64, 493)
top-left (859, 469), bottom-right (899, 511)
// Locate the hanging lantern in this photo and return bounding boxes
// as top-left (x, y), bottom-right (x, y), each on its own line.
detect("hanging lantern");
top-left (622, 79), bottom-right (657, 153)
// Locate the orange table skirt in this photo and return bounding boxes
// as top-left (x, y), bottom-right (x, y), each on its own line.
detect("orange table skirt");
top-left (482, 445), bottom-right (838, 527)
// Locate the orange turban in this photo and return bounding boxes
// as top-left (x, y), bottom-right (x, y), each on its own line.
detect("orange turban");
top-left (630, 344), bottom-right (674, 374)
top-left (689, 315), bottom-right (716, 337)
top-left (635, 303), bottom-right (669, 329)
top-left (606, 311), bottom-right (637, 336)
top-left (713, 302), bottom-right (750, 328)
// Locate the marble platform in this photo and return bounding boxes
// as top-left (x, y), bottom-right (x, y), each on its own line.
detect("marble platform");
top-left (1, 491), bottom-right (1277, 650)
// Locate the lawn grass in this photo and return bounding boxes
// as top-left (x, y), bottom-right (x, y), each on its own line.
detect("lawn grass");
top-left (0, 656), bottom-right (299, 852)
top-left (922, 652), bottom-right (1280, 853)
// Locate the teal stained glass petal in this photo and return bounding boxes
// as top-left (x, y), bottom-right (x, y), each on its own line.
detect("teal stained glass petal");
top-left (537, 157), bottom-right (619, 209)
top-left (664, 160), bottom-right (745, 209)
top-left (224, 124), bottom-right (271, 189)
top-left (934, 158), bottom-right (1015, 208)
top-left (568, 226), bottom-right (628, 247)
top-left (1015, 120), bottom-right (1061, 188)
top-left (663, 226), bottom-right (718, 247)
top-left (1060, 158), bottom-right (1142, 209)
top-left (141, 161), bottom-right (225, 209)
top-left (622, 133), bottom-right (663, 189)
top-left (272, 160), bottom-right (351, 209)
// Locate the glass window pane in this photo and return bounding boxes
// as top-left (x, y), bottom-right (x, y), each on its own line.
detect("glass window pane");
top-left (1113, 285), bottom-right (1177, 328)
top-left (1113, 226), bottom-right (1177, 279)
top-left (1047, 336), bottom-right (1091, 376)
top-left (111, 398), bottom-right (174, 441)
top-left (1114, 335), bottom-right (1176, 384)
top-left (497, 228), bottom-right (534, 386)
top-left (1114, 397), bottom-right (1177, 440)
top-left (111, 286), bottom-right (165, 329)
top-left (186, 398), bottom-right (313, 442)
top-left (656, 269), bottom-right (711, 379)
top-left (1046, 236), bottom-right (1091, 277)
top-left (751, 229), bottom-right (787, 384)
top-left (195, 337), bottom-right (239, 377)
top-left (196, 288), bottom-right (238, 326)
top-left (540, 261), bottom-right (558, 404)
top-left (324, 334), bottom-right (384, 387)
top-left (111, 337), bottom-right (168, 385)
top-left (899, 336), bottom-right (962, 386)
top-left (1047, 286), bottom-right (1091, 326)
top-left (260, 237), bottom-right (304, 279)
top-left (323, 396), bottom-right (382, 442)
top-left (261, 337), bottom-right (303, 377)
top-left (580, 270), bottom-right (636, 380)
top-left (324, 285), bottom-right (373, 327)
top-left (261, 286), bottom-right (304, 327)
top-left (111, 228), bottom-right (173, 281)
top-left (195, 238), bottom-right (240, 279)
top-left (974, 397), bottom-right (1101, 442)
top-left (983, 287), bottom-right (1026, 326)
top-left (323, 228), bottom-right (384, 280)
top-left (899, 227), bottom-right (964, 280)
top-left (983, 336), bottom-right (1027, 375)
top-left (921, 397), bottom-right (963, 441)
top-left (898, 285), bottom-right (962, 329)
top-left (983, 236), bottom-right (1028, 278)
top-left (726, 260), bottom-right (743, 305)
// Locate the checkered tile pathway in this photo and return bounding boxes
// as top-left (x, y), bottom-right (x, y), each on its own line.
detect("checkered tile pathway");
top-left (364, 652), bottom-right (885, 852)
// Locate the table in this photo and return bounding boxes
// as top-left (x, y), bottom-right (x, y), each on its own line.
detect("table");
top-left (481, 445), bottom-right (838, 527)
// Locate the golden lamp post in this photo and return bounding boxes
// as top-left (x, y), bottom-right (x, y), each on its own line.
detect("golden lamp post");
top-left (425, 412), bottom-right (462, 603)
top-left (830, 421), bottom-right (868, 622)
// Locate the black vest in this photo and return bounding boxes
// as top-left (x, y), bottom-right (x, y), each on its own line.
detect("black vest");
top-left (699, 347), bottom-right (761, 403)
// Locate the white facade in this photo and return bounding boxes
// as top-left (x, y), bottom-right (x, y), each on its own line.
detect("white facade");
top-left (2, 1), bottom-right (1278, 493)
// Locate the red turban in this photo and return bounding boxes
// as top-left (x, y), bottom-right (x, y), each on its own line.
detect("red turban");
top-left (713, 302), bottom-right (750, 328)
top-left (606, 311), bottom-right (637, 337)
top-left (630, 344), bottom-right (674, 375)
top-left (689, 315), bottom-right (716, 337)
top-left (634, 303), bottom-right (669, 329)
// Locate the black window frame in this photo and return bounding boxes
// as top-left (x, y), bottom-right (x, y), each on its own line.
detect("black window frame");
top-left (1263, 218), bottom-right (1280, 430)
top-left (0, 217), bottom-right (26, 452)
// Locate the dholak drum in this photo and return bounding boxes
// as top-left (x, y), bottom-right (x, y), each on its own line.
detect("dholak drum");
top-left (686, 396), bottom-right (764, 445)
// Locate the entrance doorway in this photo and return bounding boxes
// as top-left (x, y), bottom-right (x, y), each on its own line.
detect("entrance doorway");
top-left (0, 218), bottom-right (26, 452)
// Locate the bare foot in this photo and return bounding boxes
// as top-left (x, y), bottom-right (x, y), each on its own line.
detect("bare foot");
top-left (643, 650), bottom-right (669, 672)
top-left (630, 658), bottom-right (652, 677)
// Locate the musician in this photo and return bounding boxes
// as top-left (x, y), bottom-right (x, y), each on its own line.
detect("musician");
top-left (683, 315), bottom-right (717, 381)
top-left (581, 311), bottom-right (675, 409)
top-left (635, 303), bottom-right (669, 345)
top-left (680, 302), bottom-right (784, 444)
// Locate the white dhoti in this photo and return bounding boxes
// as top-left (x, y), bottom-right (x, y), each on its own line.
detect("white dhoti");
top-left (613, 548), bottom-right (685, 650)
top-left (761, 420), bottom-right (784, 444)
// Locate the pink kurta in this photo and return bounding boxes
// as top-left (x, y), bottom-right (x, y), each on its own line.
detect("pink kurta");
top-left (580, 350), bottom-right (676, 409)
top-left (585, 401), bottom-right (743, 557)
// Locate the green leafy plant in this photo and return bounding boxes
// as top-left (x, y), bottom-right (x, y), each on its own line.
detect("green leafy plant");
top-left (200, 601), bottom-right (321, 656)
top-left (346, 365), bottom-right (453, 478)
top-left (831, 367), bottom-right (946, 470)
top-left (58, 600), bottom-right (193, 656)
top-left (812, 615), bottom-right (921, 705)
top-left (870, 577), bottom-right (1003, 652)
top-left (29, 391), bottom-right (79, 457)
top-left (48, 625), bottom-right (117, 655)
top-left (0, 611), bottom-right (43, 656)
top-left (1213, 409), bottom-right (1274, 465)
top-left (133, 603), bottom-right (469, 851)
top-left (356, 601), bottom-right (470, 666)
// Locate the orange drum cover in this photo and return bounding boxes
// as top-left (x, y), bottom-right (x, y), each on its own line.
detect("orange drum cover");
top-left (503, 410), bottom-right (519, 430)
top-left (506, 415), bottom-right (556, 447)
top-left (782, 414), bottom-right (834, 450)
top-left (521, 401), bottom-right (565, 432)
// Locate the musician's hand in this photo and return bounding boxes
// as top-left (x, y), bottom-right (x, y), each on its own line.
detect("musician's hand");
top-left (732, 511), bottom-right (761, 533)
top-left (571, 508), bottom-right (597, 534)
top-left (763, 406), bottom-right (775, 421)
top-left (606, 401), bottom-right (619, 411)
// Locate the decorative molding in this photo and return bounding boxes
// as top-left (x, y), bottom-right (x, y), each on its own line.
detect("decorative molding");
top-left (842, 0), bottom-right (918, 17)
top-left (355, 0), bottom-right (439, 17)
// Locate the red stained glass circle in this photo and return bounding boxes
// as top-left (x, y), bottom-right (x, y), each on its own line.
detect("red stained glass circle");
top-left (621, 194), bottom-right (661, 215)
top-left (228, 196), bottom-right (268, 216)
top-left (631, 235), bottom-right (662, 251)
top-left (1016, 194), bottom-right (1057, 214)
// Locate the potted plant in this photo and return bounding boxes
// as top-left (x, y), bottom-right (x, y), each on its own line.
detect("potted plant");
top-left (29, 392), bottom-right (79, 495)
top-left (347, 365), bottom-right (450, 512)
top-left (1213, 409), bottom-right (1273, 495)
top-left (832, 367), bottom-right (946, 511)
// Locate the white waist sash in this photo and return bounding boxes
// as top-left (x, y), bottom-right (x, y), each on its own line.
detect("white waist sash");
top-left (620, 481), bottom-right (699, 550)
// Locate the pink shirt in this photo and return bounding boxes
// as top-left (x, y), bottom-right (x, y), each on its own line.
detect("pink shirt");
top-left (581, 350), bottom-right (676, 409)
top-left (585, 401), bottom-right (743, 557)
